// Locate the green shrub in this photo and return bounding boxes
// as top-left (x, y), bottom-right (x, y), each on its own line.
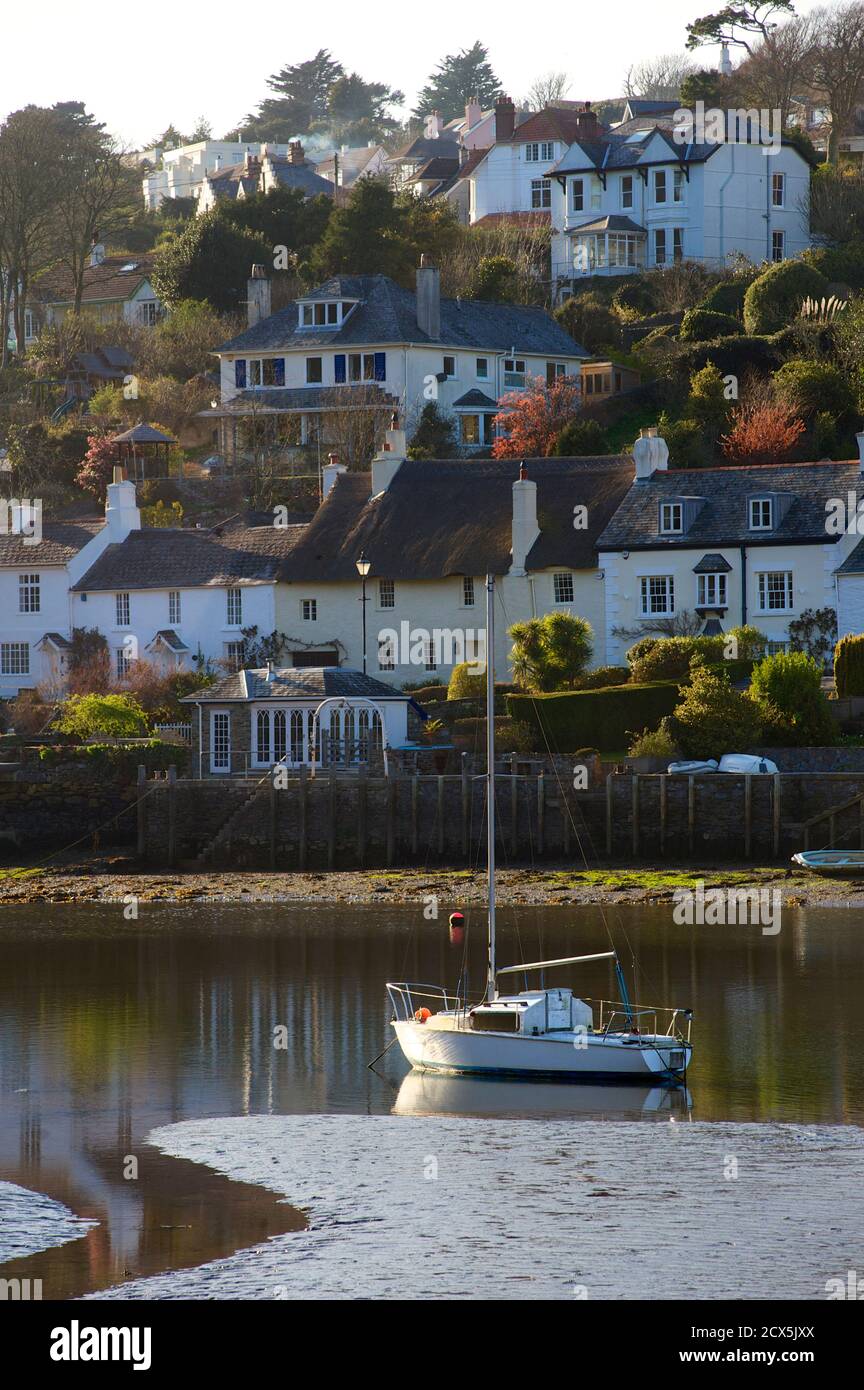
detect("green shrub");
top-left (749, 650), bottom-right (836, 746)
top-left (628, 636), bottom-right (727, 683)
top-left (509, 612), bottom-right (594, 692)
top-left (627, 726), bottom-right (680, 759)
top-left (673, 333), bottom-right (782, 378)
top-left (554, 293), bottom-right (620, 352)
top-left (773, 359), bottom-right (855, 418)
top-left (725, 625), bottom-right (768, 661)
top-left (835, 634), bottom-right (864, 697)
top-left (577, 665), bottom-right (631, 689)
top-left (611, 278), bottom-right (658, 318)
top-left (679, 308), bottom-right (743, 342)
top-left (671, 666), bottom-right (764, 759)
top-left (743, 260), bottom-right (830, 334)
top-left (625, 637), bottom-right (658, 667)
top-left (447, 662), bottom-right (486, 699)
top-left (802, 243), bottom-right (864, 292)
top-left (698, 278), bottom-right (751, 317)
top-left (507, 681), bottom-right (681, 753)
top-left (657, 412), bottom-right (710, 468)
top-left (551, 417), bottom-right (609, 456)
top-left (451, 716), bottom-right (534, 753)
top-left (37, 739), bottom-right (189, 777)
top-left (52, 693), bottom-right (147, 739)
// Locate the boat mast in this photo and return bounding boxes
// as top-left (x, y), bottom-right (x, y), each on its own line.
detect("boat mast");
top-left (486, 573), bottom-right (496, 1001)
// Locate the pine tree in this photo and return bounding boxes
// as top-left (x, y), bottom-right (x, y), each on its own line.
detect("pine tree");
top-left (413, 41), bottom-right (502, 121)
top-left (241, 50), bottom-right (344, 139)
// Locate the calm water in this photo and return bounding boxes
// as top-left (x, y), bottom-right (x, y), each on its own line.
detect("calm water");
top-left (1, 900), bottom-right (863, 1298)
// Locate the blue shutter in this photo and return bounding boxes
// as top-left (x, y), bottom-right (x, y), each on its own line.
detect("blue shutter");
top-left (373, 352), bottom-right (386, 382)
top-left (234, 359), bottom-right (246, 389)
top-left (273, 357), bottom-right (285, 386)
top-left (334, 353), bottom-right (346, 383)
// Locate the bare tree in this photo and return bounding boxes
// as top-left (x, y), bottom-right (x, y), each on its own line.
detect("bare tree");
top-left (808, 2), bottom-right (864, 163)
top-left (50, 115), bottom-right (137, 313)
top-left (525, 72), bottom-right (571, 110)
top-left (624, 53), bottom-right (696, 99)
top-left (0, 107), bottom-right (58, 365)
top-left (732, 12), bottom-right (816, 124)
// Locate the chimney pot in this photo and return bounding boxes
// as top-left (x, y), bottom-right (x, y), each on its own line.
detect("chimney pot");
top-left (416, 258), bottom-right (441, 339)
top-left (633, 426), bottom-right (669, 480)
top-left (246, 264), bottom-right (272, 327)
top-left (494, 95), bottom-right (516, 141)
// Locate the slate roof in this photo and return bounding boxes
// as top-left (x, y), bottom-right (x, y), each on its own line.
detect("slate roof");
top-left (113, 423), bottom-right (177, 444)
top-left (596, 461), bottom-right (864, 551)
top-left (0, 520), bottom-right (103, 567)
top-left (452, 389), bottom-right (499, 409)
top-left (407, 156), bottom-right (461, 188)
top-left (262, 157), bottom-right (335, 198)
top-left (202, 385), bottom-right (398, 415)
top-left (30, 256), bottom-right (156, 306)
top-left (181, 667), bottom-right (409, 703)
top-left (693, 553), bottom-right (733, 573)
top-left (217, 275), bottom-right (586, 356)
top-left (568, 214), bottom-right (647, 235)
top-left (147, 630), bottom-right (190, 652)
top-left (73, 522), bottom-right (305, 592)
top-left (389, 134), bottom-right (460, 164)
top-left (548, 127), bottom-right (719, 176)
top-left (835, 539), bottom-right (864, 574)
top-left (278, 456), bottom-right (633, 583)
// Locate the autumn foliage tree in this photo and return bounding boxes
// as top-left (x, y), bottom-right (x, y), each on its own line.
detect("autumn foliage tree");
top-left (720, 400), bottom-right (805, 466)
top-left (76, 430), bottom-right (117, 499)
top-left (492, 376), bottom-right (582, 459)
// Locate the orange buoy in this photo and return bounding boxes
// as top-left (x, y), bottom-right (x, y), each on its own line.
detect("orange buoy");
top-left (414, 1007), bottom-right (432, 1023)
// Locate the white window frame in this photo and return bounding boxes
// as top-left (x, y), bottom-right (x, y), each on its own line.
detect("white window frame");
top-left (771, 172), bottom-right (785, 207)
top-left (378, 635), bottom-right (395, 671)
top-left (226, 586), bottom-right (243, 626)
top-left (571, 178), bottom-right (584, 212)
top-left (301, 598), bottom-right (318, 621)
top-left (673, 168), bottom-right (684, 203)
top-left (639, 575), bottom-right (675, 617)
top-left (553, 572), bottom-right (574, 604)
top-left (772, 230), bottom-right (785, 263)
top-left (653, 228), bottom-right (667, 265)
top-left (697, 572), bottom-right (727, 607)
top-left (168, 590), bottom-right (181, 625)
top-left (442, 355), bottom-right (457, 379)
top-left (1, 642), bottom-right (29, 676)
top-left (378, 578), bottom-right (395, 610)
top-left (224, 641), bottom-right (244, 672)
top-left (757, 571), bottom-right (794, 613)
top-left (530, 178), bottom-right (551, 209)
top-left (18, 573), bottom-right (40, 614)
top-left (654, 169), bottom-right (667, 204)
top-left (462, 576), bottom-right (475, 607)
top-left (115, 646), bottom-right (131, 680)
top-left (660, 502), bottom-right (683, 534)
top-left (115, 592), bottom-right (130, 627)
top-left (621, 174), bottom-right (633, 210)
top-left (749, 497), bottom-right (773, 531)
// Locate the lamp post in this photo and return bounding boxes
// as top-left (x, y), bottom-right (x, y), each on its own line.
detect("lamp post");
top-left (356, 550), bottom-right (371, 674)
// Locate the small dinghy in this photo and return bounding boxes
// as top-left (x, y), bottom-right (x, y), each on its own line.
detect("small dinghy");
top-left (792, 850), bottom-right (864, 877)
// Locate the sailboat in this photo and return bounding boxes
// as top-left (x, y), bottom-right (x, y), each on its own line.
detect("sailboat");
top-left (387, 575), bottom-right (694, 1084)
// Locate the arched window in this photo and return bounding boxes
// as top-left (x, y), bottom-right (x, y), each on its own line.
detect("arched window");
top-left (256, 709), bottom-right (270, 764)
top-left (357, 708), bottom-right (370, 761)
top-left (273, 710), bottom-right (286, 764)
top-left (371, 711), bottom-right (383, 754)
top-left (290, 710), bottom-right (304, 764)
top-left (328, 708), bottom-right (341, 765)
top-left (343, 708), bottom-right (355, 763)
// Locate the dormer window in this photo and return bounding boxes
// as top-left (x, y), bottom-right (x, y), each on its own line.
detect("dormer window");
top-left (660, 501), bottom-right (683, 534)
top-left (298, 300), bottom-right (354, 328)
top-left (750, 497), bottom-right (773, 530)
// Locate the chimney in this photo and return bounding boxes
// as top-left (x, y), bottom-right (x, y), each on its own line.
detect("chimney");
top-left (633, 426), bottom-right (670, 481)
top-left (105, 465), bottom-right (141, 541)
top-left (720, 41), bottom-right (732, 77)
top-left (89, 240), bottom-right (106, 267)
top-left (494, 95), bottom-right (516, 141)
top-left (574, 102), bottom-right (599, 140)
top-left (213, 154), bottom-right (222, 171)
top-left (416, 255), bottom-right (441, 339)
top-left (464, 96), bottom-right (482, 130)
top-left (247, 264), bottom-right (272, 328)
top-left (289, 140), bottom-right (305, 165)
top-left (511, 462), bottom-right (540, 575)
top-left (371, 429), bottom-right (407, 496)
top-left (322, 453), bottom-right (347, 500)
top-left (424, 110), bottom-right (445, 139)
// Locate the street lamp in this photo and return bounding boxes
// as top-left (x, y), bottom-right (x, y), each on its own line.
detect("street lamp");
top-left (356, 550), bottom-right (371, 674)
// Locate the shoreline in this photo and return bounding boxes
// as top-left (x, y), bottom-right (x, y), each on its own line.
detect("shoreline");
top-left (1, 854), bottom-right (863, 909)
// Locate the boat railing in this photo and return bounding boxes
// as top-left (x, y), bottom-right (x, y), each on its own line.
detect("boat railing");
top-left (586, 998), bottom-right (693, 1042)
top-left (386, 982), bottom-right (465, 1022)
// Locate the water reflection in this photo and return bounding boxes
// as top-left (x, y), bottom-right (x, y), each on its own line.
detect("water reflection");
top-left (392, 1071), bottom-right (693, 1118)
top-left (0, 899), bottom-right (862, 1298)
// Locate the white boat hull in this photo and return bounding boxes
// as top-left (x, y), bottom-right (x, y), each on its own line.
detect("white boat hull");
top-left (393, 1020), bottom-right (690, 1083)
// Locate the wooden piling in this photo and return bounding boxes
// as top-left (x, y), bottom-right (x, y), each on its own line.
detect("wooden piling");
top-left (437, 776), bottom-right (445, 856)
top-left (605, 773), bottom-right (613, 856)
top-left (328, 770), bottom-right (336, 870)
top-left (168, 764), bottom-right (177, 868)
top-left (631, 774), bottom-right (639, 858)
top-left (137, 765), bottom-right (146, 858)
top-left (298, 765), bottom-right (308, 870)
top-left (659, 774), bottom-right (667, 854)
top-left (358, 767), bottom-right (367, 867)
top-left (411, 775), bottom-right (419, 857)
top-left (744, 775), bottom-right (752, 859)
top-left (773, 773), bottom-right (782, 856)
top-left (537, 773), bottom-right (545, 856)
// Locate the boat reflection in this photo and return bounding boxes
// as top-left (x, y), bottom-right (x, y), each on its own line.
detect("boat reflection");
top-left (393, 1070), bottom-right (693, 1119)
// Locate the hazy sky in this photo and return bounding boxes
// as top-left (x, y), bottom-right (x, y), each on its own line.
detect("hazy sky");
top-left (2, 0), bottom-right (824, 147)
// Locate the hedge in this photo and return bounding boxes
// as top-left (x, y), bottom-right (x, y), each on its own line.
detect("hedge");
top-left (743, 260), bottom-right (829, 334)
top-left (697, 279), bottom-right (750, 317)
top-left (506, 681), bottom-right (681, 753)
top-left (834, 634), bottom-right (864, 697)
top-left (679, 307), bottom-right (743, 342)
top-left (37, 739), bottom-right (190, 778)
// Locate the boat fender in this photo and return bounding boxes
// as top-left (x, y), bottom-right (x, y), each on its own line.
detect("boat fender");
top-left (414, 1007), bottom-right (432, 1023)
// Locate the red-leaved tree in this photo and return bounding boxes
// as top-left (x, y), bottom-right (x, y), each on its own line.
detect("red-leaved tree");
top-left (492, 376), bottom-right (582, 459)
top-left (76, 430), bottom-right (117, 499)
top-left (720, 402), bottom-right (805, 467)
